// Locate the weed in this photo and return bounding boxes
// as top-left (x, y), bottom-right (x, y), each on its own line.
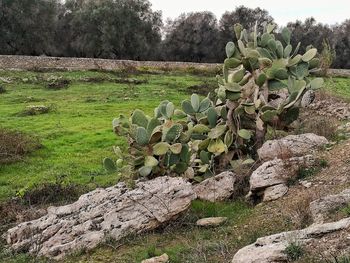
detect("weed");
top-left (287, 159), bottom-right (326, 186)
top-left (340, 204), bottom-right (350, 216)
top-left (319, 159), bottom-right (329, 168)
top-left (0, 85), bottom-right (6, 93)
top-left (46, 78), bottom-right (70, 90)
top-left (0, 128), bottom-right (41, 164)
top-left (284, 242), bottom-right (304, 261)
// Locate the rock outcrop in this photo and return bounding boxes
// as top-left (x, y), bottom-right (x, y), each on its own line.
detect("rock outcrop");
top-left (310, 188), bottom-right (350, 224)
top-left (193, 171), bottom-right (237, 202)
top-left (141, 253), bottom-right (169, 263)
top-left (248, 155), bottom-right (315, 202)
top-left (6, 177), bottom-right (195, 260)
top-left (232, 217), bottom-right (350, 263)
top-left (196, 217), bottom-right (227, 227)
top-left (258, 133), bottom-right (328, 161)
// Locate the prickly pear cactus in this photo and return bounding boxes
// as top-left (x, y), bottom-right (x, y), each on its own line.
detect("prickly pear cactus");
top-left (217, 22), bottom-right (323, 150)
top-left (107, 23), bottom-right (323, 181)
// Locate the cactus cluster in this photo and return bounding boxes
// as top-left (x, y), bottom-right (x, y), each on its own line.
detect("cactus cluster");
top-left (106, 23), bottom-right (324, 180)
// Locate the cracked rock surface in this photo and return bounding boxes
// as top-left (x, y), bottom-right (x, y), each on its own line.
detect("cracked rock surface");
top-left (193, 171), bottom-right (237, 202)
top-left (248, 155), bottom-right (315, 201)
top-left (6, 176), bottom-right (195, 260)
top-left (232, 217), bottom-right (350, 263)
top-left (258, 133), bottom-right (328, 161)
top-left (310, 188), bottom-right (350, 224)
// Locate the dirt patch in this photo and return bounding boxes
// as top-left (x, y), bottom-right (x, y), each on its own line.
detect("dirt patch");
top-left (0, 128), bottom-right (41, 164)
top-left (307, 92), bottom-right (350, 121)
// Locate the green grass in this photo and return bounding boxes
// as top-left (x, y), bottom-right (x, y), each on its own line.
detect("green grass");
top-left (0, 70), bottom-right (215, 201)
top-left (324, 77), bottom-right (350, 101)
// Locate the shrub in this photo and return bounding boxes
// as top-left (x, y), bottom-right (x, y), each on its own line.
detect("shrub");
top-left (0, 128), bottom-right (41, 164)
top-left (107, 23), bottom-right (323, 180)
top-left (284, 242), bottom-right (304, 261)
top-left (0, 85), bottom-right (6, 94)
top-left (46, 78), bottom-right (70, 90)
top-left (319, 39), bottom-right (336, 77)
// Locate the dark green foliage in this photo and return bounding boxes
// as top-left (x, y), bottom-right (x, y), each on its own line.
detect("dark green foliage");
top-left (162, 12), bottom-right (221, 63)
top-left (0, 0), bottom-right (58, 55)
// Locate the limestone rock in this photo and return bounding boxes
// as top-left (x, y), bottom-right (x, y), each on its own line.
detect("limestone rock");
top-left (141, 253), bottom-right (169, 263)
top-left (249, 155), bottom-right (315, 201)
top-left (232, 217), bottom-right (350, 263)
top-left (193, 171), bottom-right (237, 202)
top-left (310, 188), bottom-right (350, 224)
top-left (258, 133), bottom-right (328, 161)
top-left (6, 177), bottom-right (195, 260)
top-left (263, 184), bottom-right (289, 202)
top-left (196, 217), bottom-right (227, 227)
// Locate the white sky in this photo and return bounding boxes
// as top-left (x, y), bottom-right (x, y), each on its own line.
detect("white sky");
top-left (150, 0), bottom-right (350, 26)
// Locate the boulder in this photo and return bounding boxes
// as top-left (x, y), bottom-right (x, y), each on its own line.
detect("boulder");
top-left (232, 217), bottom-right (350, 263)
top-left (262, 184), bottom-right (289, 202)
top-left (196, 217), bottom-right (227, 227)
top-left (258, 133), bottom-right (328, 161)
top-left (193, 171), bottom-right (237, 202)
top-left (141, 253), bottom-right (169, 263)
top-left (248, 155), bottom-right (315, 201)
top-left (310, 188), bottom-right (350, 224)
top-left (6, 177), bottom-right (195, 260)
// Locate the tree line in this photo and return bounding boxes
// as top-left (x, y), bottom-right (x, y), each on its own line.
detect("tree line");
top-left (0, 0), bottom-right (349, 68)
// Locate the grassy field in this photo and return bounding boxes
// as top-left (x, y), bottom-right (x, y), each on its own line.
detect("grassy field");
top-left (0, 70), bottom-right (218, 201)
top-left (0, 70), bottom-right (349, 201)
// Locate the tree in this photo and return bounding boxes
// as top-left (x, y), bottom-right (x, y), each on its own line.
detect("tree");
top-left (332, 20), bottom-right (350, 69)
top-left (219, 6), bottom-right (274, 51)
top-left (58, 0), bottom-right (162, 59)
top-left (287, 18), bottom-right (333, 54)
top-left (0, 0), bottom-right (58, 55)
top-left (162, 12), bottom-right (221, 62)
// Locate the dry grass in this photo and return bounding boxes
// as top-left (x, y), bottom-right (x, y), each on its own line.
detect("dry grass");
top-left (0, 128), bottom-right (41, 164)
top-left (298, 115), bottom-right (339, 140)
top-left (284, 190), bottom-right (321, 229)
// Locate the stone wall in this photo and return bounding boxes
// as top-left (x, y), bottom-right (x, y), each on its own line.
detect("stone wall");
top-left (0, 55), bottom-right (349, 77)
top-left (0, 55), bottom-right (221, 72)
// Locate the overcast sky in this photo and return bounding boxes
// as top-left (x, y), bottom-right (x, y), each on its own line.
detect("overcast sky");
top-left (150, 0), bottom-right (349, 26)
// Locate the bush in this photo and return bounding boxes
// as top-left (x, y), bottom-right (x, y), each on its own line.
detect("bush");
top-left (284, 242), bottom-right (304, 261)
top-left (0, 128), bottom-right (41, 164)
top-left (0, 85), bottom-right (6, 94)
top-left (107, 23), bottom-right (323, 180)
top-left (46, 78), bottom-right (70, 90)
